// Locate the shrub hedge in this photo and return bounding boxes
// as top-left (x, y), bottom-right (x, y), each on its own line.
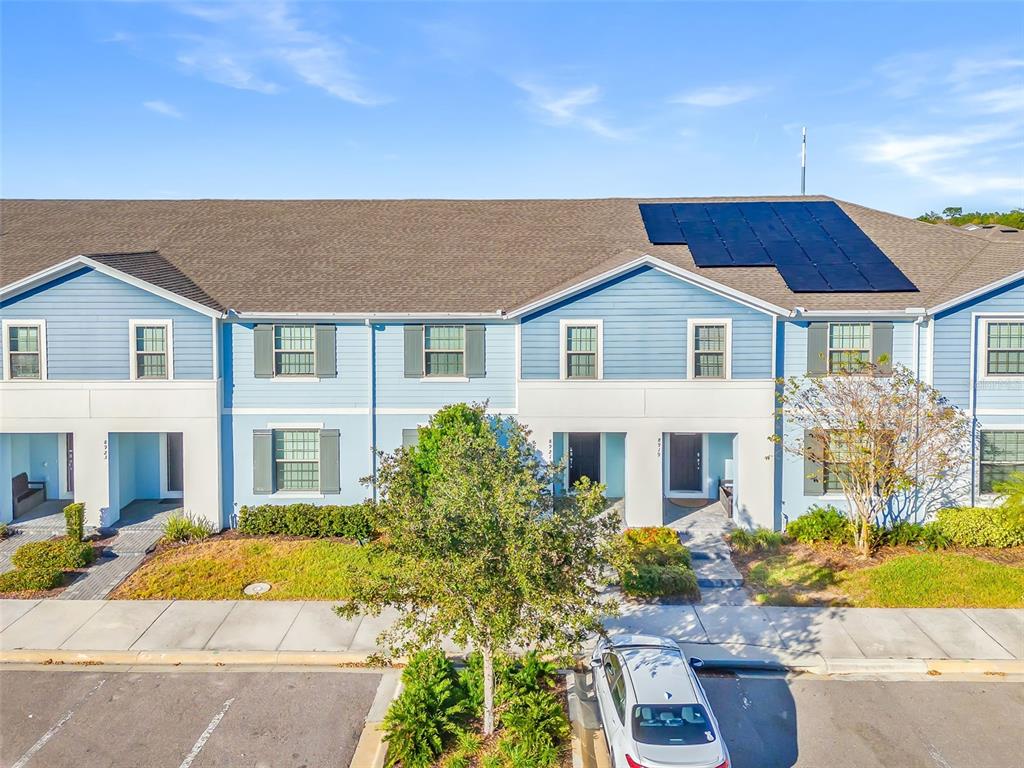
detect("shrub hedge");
top-left (12, 537), bottom-right (94, 572)
top-left (785, 505), bottom-right (854, 545)
top-left (64, 502), bottom-right (85, 542)
top-left (162, 512), bottom-right (215, 543)
top-left (237, 503), bottom-right (375, 540)
top-left (0, 566), bottom-right (63, 592)
top-left (614, 526), bottom-right (699, 599)
top-left (730, 527), bottom-right (784, 553)
top-left (936, 505), bottom-right (1024, 548)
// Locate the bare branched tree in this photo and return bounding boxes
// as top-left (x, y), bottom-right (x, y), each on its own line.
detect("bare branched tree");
top-left (776, 363), bottom-right (973, 555)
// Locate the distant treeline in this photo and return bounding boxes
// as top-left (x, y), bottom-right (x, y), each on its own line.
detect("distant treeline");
top-left (917, 207), bottom-right (1023, 229)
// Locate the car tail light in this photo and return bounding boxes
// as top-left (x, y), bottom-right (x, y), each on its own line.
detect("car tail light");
top-left (715, 761), bottom-right (730, 768)
top-left (625, 756), bottom-right (646, 768)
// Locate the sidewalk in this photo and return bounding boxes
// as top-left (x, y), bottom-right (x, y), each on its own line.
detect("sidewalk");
top-left (2, 599), bottom-right (1021, 671)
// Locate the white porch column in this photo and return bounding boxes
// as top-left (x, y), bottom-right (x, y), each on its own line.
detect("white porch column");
top-left (731, 423), bottom-right (776, 530)
top-left (73, 426), bottom-right (113, 528)
top-left (623, 427), bottom-right (664, 527)
top-left (181, 418), bottom-right (222, 529)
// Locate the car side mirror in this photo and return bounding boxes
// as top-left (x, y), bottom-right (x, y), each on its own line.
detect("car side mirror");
top-left (590, 657), bottom-right (602, 667)
top-left (689, 657), bottom-right (705, 670)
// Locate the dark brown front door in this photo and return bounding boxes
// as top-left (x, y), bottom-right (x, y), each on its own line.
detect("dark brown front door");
top-left (166, 433), bottom-right (184, 494)
top-left (669, 433), bottom-right (702, 492)
top-left (66, 433), bottom-right (74, 494)
top-left (568, 432), bottom-right (601, 488)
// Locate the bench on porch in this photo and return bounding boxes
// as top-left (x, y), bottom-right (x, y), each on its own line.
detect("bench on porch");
top-left (12, 472), bottom-right (46, 517)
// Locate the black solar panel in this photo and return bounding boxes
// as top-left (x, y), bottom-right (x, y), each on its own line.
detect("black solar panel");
top-left (637, 200), bottom-right (918, 293)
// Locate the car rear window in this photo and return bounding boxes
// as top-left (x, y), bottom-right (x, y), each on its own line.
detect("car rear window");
top-left (631, 704), bottom-right (716, 746)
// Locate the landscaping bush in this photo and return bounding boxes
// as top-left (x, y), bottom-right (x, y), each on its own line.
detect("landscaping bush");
top-left (786, 505), bottom-right (854, 545)
top-left (237, 502), bottom-right (376, 540)
top-left (162, 512), bottom-right (215, 543)
top-left (936, 505), bottom-right (1024, 548)
top-left (613, 526), bottom-right (699, 599)
top-left (0, 565), bottom-right (63, 592)
top-left (384, 649), bottom-right (467, 768)
top-left (0, 523), bottom-right (8, 540)
top-left (620, 562), bottom-right (699, 598)
top-left (730, 527), bottom-right (784, 553)
top-left (920, 521), bottom-right (952, 551)
top-left (12, 537), bottom-right (94, 572)
top-left (617, 526), bottom-right (692, 567)
top-left (876, 521), bottom-right (926, 547)
top-left (64, 502), bottom-right (85, 542)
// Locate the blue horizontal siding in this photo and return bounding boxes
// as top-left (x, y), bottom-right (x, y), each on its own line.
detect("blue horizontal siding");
top-left (520, 266), bottom-right (774, 379)
top-left (780, 319), bottom-right (919, 378)
top-left (933, 280), bottom-right (1024, 411)
top-left (225, 322), bottom-right (369, 410)
top-left (0, 268), bottom-right (213, 380)
top-left (375, 322), bottom-right (516, 410)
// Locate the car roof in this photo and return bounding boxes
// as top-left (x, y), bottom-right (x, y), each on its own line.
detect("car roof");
top-left (620, 646), bottom-right (700, 706)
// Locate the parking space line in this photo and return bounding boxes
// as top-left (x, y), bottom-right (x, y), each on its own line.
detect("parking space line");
top-left (10, 679), bottom-right (107, 768)
top-left (176, 697), bottom-right (235, 768)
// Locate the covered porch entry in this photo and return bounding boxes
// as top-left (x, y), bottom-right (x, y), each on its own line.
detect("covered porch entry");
top-left (0, 432), bottom-right (74, 524)
top-left (105, 432), bottom-right (184, 527)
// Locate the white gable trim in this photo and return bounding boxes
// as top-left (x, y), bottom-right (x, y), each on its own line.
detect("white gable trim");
top-left (0, 255), bottom-right (224, 318)
top-left (504, 254), bottom-right (789, 319)
top-left (928, 269), bottom-right (1024, 316)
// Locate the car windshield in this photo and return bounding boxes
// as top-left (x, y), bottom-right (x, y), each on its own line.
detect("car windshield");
top-left (631, 704), bottom-right (716, 746)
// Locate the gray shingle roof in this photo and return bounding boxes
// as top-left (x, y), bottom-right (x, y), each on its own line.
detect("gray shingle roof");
top-left (1, 196), bottom-right (1021, 314)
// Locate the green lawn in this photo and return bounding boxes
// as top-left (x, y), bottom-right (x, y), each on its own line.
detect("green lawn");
top-left (114, 537), bottom-right (394, 600)
top-left (745, 551), bottom-right (1024, 608)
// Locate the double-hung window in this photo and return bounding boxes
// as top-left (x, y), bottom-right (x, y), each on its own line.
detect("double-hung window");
top-left (4, 321), bottom-right (44, 379)
top-left (274, 429), bottom-right (320, 491)
top-left (690, 321), bottom-right (729, 379)
top-left (980, 431), bottom-right (1024, 494)
top-left (823, 432), bottom-right (854, 493)
top-left (131, 321), bottom-right (171, 379)
top-left (985, 321), bottom-right (1024, 376)
top-left (827, 322), bottom-right (871, 374)
top-left (274, 325), bottom-right (315, 376)
top-left (423, 325), bottom-right (465, 377)
top-left (563, 323), bottom-right (600, 379)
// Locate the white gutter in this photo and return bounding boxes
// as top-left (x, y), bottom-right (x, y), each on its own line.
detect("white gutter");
top-left (233, 311), bottom-right (505, 321)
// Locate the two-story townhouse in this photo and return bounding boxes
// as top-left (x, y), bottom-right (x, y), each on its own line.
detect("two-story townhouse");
top-left (1, 197), bottom-right (1020, 532)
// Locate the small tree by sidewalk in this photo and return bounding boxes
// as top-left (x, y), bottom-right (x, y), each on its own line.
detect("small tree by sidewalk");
top-left (776, 363), bottom-right (972, 556)
top-left (336, 403), bottom-right (620, 736)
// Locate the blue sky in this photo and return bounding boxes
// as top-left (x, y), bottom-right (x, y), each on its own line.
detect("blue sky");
top-left (2, 1), bottom-right (1022, 216)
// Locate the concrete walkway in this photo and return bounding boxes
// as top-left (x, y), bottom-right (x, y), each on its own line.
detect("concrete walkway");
top-left (2, 599), bottom-right (1020, 667)
top-left (668, 501), bottom-right (749, 605)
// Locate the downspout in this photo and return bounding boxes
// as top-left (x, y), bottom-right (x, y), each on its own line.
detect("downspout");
top-left (912, 313), bottom-right (926, 519)
top-left (366, 319), bottom-right (378, 502)
top-left (968, 314), bottom-right (979, 507)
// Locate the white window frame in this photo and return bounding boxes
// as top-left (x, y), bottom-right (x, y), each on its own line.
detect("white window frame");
top-left (129, 319), bottom-right (174, 381)
top-left (559, 319), bottom-right (603, 381)
top-left (826, 321), bottom-right (872, 375)
top-left (687, 318), bottom-right (732, 380)
top-left (979, 317), bottom-right (1024, 381)
top-left (273, 323), bottom-right (317, 378)
top-left (272, 427), bottom-right (321, 494)
top-left (2, 319), bottom-right (47, 381)
top-left (978, 427), bottom-right (1024, 498)
top-left (422, 324), bottom-right (467, 379)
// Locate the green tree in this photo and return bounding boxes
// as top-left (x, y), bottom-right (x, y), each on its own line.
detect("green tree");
top-left (337, 403), bottom-right (620, 735)
top-left (942, 206), bottom-right (963, 219)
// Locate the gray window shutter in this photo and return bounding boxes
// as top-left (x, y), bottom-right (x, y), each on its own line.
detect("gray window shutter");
top-left (806, 322), bottom-right (828, 377)
top-left (871, 322), bottom-right (893, 376)
top-left (465, 325), bottom-right (486, 378)
top-left (253, 429), bottom-right (274, 494)
top-left (319, 429), bottom-right (340, 493)
top-left (402, 428), bottom-right (420, 448)
top-left (254, 324), bottom-right (274, 378)
top-left (315, 325), bottom-right (337, 378)
top-left (404, 325), bottom-right (424, 378)
top-left (803, 429), bottom-right (824, 496)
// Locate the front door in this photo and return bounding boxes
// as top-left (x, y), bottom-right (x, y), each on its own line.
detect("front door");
top-left (567, 432), bottom-right (601, 488)
top-left (65, 433), bottom-right (74, 494)
top-left (668, 433), bottom-right (703, 493)
top-left (166, 432), bottom-right (184, 495)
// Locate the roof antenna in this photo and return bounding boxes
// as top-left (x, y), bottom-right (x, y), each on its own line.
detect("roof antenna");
top-left (801, 126), bottom-right (807, 195)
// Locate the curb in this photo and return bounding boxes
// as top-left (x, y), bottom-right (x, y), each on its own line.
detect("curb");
top-left (349, 671), bottom-right (401, 768)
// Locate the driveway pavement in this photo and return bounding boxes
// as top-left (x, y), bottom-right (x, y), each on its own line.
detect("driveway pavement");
top-left (696, 671), bottom-right (1024, 768)
top-left (0, 666), bottom-right (383, 768)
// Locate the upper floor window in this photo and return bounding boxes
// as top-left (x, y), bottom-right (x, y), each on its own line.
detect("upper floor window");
top-left (274, 429), bottom-right (319, 491)
top-left (275, 325), bottom-right (315, 376)
top-left (4, 321), bottom-right (45, 380)
top-left (980, 430), bottom-right (1024, 494)
top-left (689, 320), bottom-right (730, 379)
top-left (423, 325), bottom-right (465, 377)
top-left (130, 320), bottom-right (172, 380)
top-left (828, 322), bottom-right (871, 374)
top-left (562, 321), bottom-right (601, 380)
top-left (985, 321), bottom-right (1023, 377)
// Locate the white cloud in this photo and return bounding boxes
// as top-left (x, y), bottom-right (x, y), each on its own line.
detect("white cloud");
top-left (515, 82), bottom-right (624, 139)
top-left (170, 1), bottom-right (383, 105)
top-left (670, 85), bottom-right (761, 108)
top-left (966, 86), bottom-right (1024, 115)
top-left (948, 56), bottom-right (1024, 88)
top-left (143, 100), bottom-right (183, 119)
top-left (863, 125), bottom-right (1022, 194)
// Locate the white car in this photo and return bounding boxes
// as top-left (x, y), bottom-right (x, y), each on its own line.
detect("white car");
top-left (591, 634), bottom-right (730, 768)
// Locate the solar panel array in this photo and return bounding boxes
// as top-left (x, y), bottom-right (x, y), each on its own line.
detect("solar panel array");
top-left (638, 201), bottom-right (918, 293)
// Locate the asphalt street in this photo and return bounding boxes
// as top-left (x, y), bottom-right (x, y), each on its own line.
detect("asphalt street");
top-left (0, 666), bottom-right (381, 768)
top-left (697, 671), bottom-right (1024, 768)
